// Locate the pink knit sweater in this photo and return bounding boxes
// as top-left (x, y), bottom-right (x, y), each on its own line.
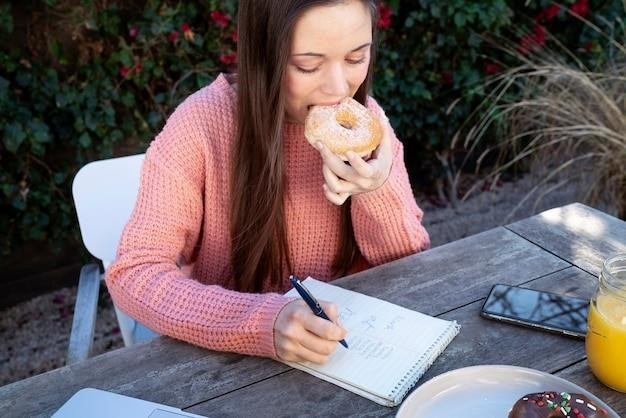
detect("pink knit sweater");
top-left (105, 74), bottom-right (430, 359)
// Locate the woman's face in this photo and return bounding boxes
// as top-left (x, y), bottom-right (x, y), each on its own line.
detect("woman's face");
top-left (284, 0), bottom-right (372, 123)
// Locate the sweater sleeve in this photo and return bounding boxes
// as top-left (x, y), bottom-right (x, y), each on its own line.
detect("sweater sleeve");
top-left (105, 86), bottom-right (291, 359)
top-left (350, 97), bottom-right (430, 265)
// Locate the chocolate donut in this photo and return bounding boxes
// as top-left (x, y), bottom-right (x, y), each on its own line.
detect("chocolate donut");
top-left (508, 391), bottom-right (609, 418)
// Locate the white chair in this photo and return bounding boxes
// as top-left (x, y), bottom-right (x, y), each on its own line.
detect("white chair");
top-left (68, 153), bottom-right (158, 364)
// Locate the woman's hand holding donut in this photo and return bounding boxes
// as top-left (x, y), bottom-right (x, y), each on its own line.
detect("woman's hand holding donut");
top-left (317, 114), bottom-right (393, 205)
top-left (274, 299), bottom-right (347, 364)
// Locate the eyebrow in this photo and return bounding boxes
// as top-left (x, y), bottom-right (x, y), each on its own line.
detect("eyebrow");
top-left (292, 42), bottom-right (371, 57)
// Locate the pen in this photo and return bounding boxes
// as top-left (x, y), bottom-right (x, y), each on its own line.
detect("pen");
top-left (289, 275), bottom-right (349, 349)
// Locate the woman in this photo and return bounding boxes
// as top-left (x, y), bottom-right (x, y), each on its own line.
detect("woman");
top-left (106, 0), bottom-right (429, 365)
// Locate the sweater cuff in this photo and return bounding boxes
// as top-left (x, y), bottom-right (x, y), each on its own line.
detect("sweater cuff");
top-left (351, 172), bottom-right (398, 207)
top-left (255, 294), bottom-right (296, 358)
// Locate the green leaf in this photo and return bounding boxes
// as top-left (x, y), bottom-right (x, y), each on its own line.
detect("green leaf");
top-left (11, 195), bottom-right (26, 210)
top-left (108, 128), bottom-right (124, 143)
top-left (454, 12), bottom-right (466, 27)
top-left (15, 71), bottom-right (32, 87)
top-left (3, 122), bottom-right (26, 153)
top-left (30, 141), bottom-right (46, 157)
top-left (78, 132), bottom-right (92, 148)
top-left (84, 112), bottom-right (98, 131)
top-left (0, 3), bottom-right (13, 34)
top-left (430, 4), bottom-right (441, 19)
top-left (118, 48), bottom-right (133, 67)
top-left (28, 119), bottom-right (51, 143)
top-left (48, 40), bottom-right (67, 65)
top-left (53, 172), bottom-right (66, 185)
top-left (0, 75), bottom-right (9, 99)
top-left (2, 183), bottom-right (16, 197)
top-left (147, 111), bottom-right (162, 128)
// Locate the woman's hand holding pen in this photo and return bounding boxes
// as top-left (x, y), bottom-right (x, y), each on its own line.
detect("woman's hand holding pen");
top-left (274, 299), bottom-right (347, 364)
top-left (317, 114), bottom-right (393, 206)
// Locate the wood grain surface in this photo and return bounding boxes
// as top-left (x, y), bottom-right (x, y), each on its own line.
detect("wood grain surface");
top-left (1, 203), bottom-right (624, 418)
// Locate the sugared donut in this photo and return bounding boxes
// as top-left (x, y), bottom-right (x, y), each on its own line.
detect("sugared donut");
top-left (508, 391), bottom-right (609, 418)
top-left (304, 97), bottom-right (382, 161)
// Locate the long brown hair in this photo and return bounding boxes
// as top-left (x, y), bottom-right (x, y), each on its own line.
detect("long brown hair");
top-left (231, 0), bottom-right (379, 292)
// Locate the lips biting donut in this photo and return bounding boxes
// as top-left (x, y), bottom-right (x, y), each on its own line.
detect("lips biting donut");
top-left (508, 391), bottom-right (609, 418)
top-left (304, 97), bottom-right (382, 161)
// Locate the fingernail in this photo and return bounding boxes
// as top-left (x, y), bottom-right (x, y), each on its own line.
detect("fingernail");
top-left (315, 142), bottom-right (323, 151)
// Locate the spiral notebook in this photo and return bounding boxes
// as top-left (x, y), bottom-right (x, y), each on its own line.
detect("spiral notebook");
top-left (283, 277), bottom-right (460, 407)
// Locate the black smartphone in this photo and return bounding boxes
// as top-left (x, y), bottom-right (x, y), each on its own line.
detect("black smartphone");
top-left (480, 284), bottom-right (590, 339)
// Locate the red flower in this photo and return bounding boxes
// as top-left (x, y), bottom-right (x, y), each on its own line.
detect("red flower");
top-left (570, 0), bottom-right (589, 17)
top-left (440, 71), bottom-right (453, 86)
top-left (168, 30), bottom-right (179, 44)
top-left (484, 62), bottom-right (501, 75)
top-left (219, 52), bottom-right (237, 65)
top-left (128, 26), bottom-right (139, 39)
top-left (230, 29), bottom-right (238, 43)
top-left (517, 25), bottom-right (547, 56)
top-left (180, 23), bottom-right (194, 41)
top-left (534, 25), bottom-right (547, 46)
top-left (518, 35), bottom-right (533, 55)
top-left (535, 4), bottom-right (560, 22)
top-left (377, 2), bottom-right (392, 29)
top-left (583, 41), bottom-right (595, 53)
top-left (544, 4), bottom-right (561, 21)
top-left (211, 10), bottom-right (231, 28)
top-left (119, 66), bottom-right (131, 78)
top-left (119, 62), bottom-right (142, 78)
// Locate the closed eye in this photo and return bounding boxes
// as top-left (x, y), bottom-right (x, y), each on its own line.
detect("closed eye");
top-left (294, 65), bottom-right (320, 74)
top-left (347, 57), bottom-right (367, 65)
top-left (292, 55), bottom-right (367, 74)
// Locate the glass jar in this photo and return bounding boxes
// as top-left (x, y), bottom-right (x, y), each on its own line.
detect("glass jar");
top-left (585, 253), bottom-right (626, 392)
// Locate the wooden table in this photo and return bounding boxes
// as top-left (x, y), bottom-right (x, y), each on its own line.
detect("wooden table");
top-left (1, 203), bottom-right (625, 417)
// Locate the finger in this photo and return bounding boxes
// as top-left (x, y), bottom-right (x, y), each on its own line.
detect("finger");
top-left (295, 326), bottom-right (340, 357)
top-left (322, 184), bottom-right (350, 205)
top-left (275, 338), bottom-right (332, 364)
top-left (316, 141), bottom-right (343, 165)
top-left (322, 164), bottom-right (347, 194)
top-left (328, 156), bottom-right (379, 194)
top-left (275, 326), bottom-right (338, 363)
top-left (318, 301), bottom-right (342, 325)
top-left (274, 300), bottom-right (345, 363)
top-left (301, 305), bottom-right (347, 347)
top-left (321, 136), bottom-right (388, 188)
top-left (345, 151), bottom-right (375, 179)
top-left (322, 160), bottom-right (367, 196)
top-left (347, 114), bottom-right (393, 189)
top-left (319, 144), bottom-right (356, 181)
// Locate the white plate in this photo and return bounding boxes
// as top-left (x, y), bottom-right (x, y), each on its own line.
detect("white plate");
top-left (396, 365), bottom-right (619, 418)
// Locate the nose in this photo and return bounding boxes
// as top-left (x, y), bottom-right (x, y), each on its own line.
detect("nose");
top-left (322, 63), bottom-right (349, 98)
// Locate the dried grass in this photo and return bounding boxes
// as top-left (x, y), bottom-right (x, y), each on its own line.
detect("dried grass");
top-left (458, 16), bottom-right (626, 219)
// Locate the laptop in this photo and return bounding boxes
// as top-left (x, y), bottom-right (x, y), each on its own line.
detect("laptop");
top-left (52, 388), bottom-right (206, 418)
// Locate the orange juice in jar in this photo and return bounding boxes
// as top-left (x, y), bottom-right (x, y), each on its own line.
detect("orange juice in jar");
top-left (586, 253), bottom-right (626, 392)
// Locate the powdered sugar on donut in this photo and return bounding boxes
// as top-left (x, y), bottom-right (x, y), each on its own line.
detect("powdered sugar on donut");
top-left (304, 97), bottom-right (382, 161)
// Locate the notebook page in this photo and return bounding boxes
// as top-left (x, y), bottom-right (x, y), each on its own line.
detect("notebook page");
top-left (284, 277), bottom-right (460, 405)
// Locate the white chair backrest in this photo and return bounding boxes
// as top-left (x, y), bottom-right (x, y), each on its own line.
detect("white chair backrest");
top-left (72, 154), bottom-right (145, 267)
